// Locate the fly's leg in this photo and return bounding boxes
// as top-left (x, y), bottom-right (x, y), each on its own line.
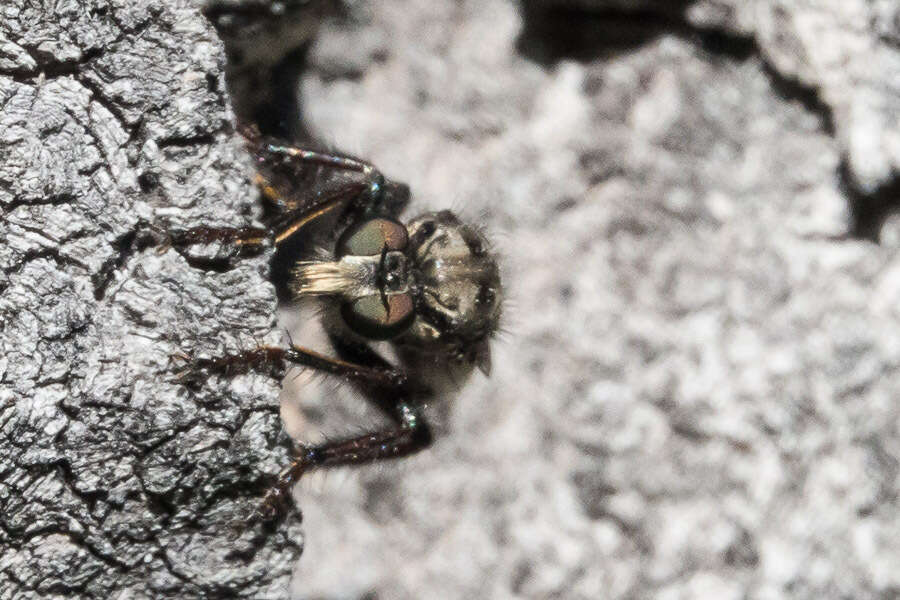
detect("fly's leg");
top-left (180, 347), bottom-right (429, 526)
top-left (164, 179), bottom-right (364, 262)
top-left (172, 344), bottom-right (409, 391)
top-left (165, 142), bottom-right (409, 261)
top-left (168, 225), bottom-right (272, 257)
top-left (172, 339), bottom-right (432, 526)
top-left (262, 144), bottom-right (385, 182)
top-left (250, 336), bottom-right (433, 524)
top-left (252, 138), bottom-right (411, 218)
top-left (257, 403), bottom-right (431, 522)
top-left (166, 133), bottom-right (413, 263)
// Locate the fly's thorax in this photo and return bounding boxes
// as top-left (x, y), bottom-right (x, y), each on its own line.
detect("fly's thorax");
top-left (400, 211), bottom-right (502, 373)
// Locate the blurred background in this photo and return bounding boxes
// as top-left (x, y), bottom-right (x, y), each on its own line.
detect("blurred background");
top-left (239, 1), bottom-right (900, 598)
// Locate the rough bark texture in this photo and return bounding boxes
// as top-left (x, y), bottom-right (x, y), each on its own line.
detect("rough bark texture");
top-left (281, 2), bottom-right (900, 599)
top-left (1, 2), bottom-right (300, 598)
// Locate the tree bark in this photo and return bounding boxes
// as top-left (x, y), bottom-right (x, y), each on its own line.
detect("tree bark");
top-left (1, 1), bottom-right (302, 597)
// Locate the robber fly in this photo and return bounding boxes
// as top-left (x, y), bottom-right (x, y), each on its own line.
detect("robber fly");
top-left (170, 130), bottom-right (502, 524)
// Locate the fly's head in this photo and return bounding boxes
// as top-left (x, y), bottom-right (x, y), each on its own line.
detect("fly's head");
top-left (292, 210), bottom-right (502, 375)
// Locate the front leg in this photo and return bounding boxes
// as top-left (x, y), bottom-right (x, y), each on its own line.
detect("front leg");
top-left (172, 344), bottom-right (409, 391)
top-left (256, 403), bottom-right (432, 522)
top-left (168, 225), bottom-right (271, 257)
top-left (164, 179), bottom-right (360, 266)
top-left (172, 340), bottom-right (432, 525)
top-left (167, 139), bottom-right (410, 266)
top-left (251, 137), bottom-right (411, 220)
top-left (256, 335), bottom-right (436, 523)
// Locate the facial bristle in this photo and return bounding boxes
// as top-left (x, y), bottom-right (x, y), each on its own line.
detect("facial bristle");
top-left (291, 261), bottom-right (358, 296)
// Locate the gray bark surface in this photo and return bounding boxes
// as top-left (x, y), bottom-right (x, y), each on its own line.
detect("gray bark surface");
top-left (1, 2), bottom-right (300, 598)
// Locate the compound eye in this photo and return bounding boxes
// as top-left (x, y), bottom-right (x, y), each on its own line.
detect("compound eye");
top-left (337, 218), bottom-right (408, 257)
top-left (341, 293), bottom-right (415, 340)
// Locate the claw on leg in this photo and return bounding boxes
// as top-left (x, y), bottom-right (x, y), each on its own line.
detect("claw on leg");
top-left (168, 347), bottom-right (289, 385)
top-left (247, 408), bottom-right (432, 525)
